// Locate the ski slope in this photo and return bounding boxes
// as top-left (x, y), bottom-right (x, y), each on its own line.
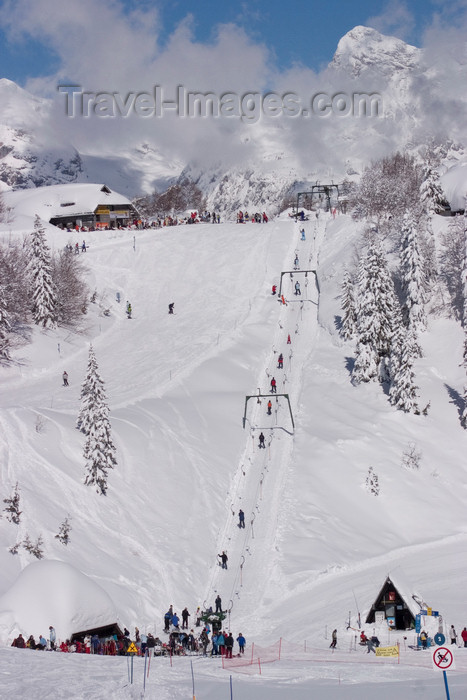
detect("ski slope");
top-left (1, 210), bottom-right (467, 698)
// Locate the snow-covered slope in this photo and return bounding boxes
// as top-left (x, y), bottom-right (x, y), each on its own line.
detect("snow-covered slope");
top-left (1, 207), bottom-right (467, 697)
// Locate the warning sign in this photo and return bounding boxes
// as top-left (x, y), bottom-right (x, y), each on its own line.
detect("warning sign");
top-left (432, 647), bottom-right (455, 671)
top-left (375, 645), bottom-right (399, 657)
top-left (127, 642), bottom-right (138, 654)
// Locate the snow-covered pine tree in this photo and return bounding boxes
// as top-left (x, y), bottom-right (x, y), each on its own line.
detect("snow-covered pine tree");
top-left (340, 269), bottom-right (357, 340)
top-left (77, 344), bottom-right (106, 435)
top-left (3, 482), bottom-right (21, 524)
top-left (439, 214), bottom-right (464, 320)
top-left (352, 237), bottom-right (397, 384)
top-left (461, 197), bottom-right (467, 427)
top-left (55, 516), bottom-right (72, 545)
top-left (388, 326), bottom-right (420, 414)
top-left (419, 166), bottom-right (448, 215)
top-left (78, 345), bottom-right (117, 495)
top-left (28, 215), bottom-right (57, 328)
top-left (400, 216), bottom-right (427, 338)
top-left (0, 284), bottom-right (11, 360)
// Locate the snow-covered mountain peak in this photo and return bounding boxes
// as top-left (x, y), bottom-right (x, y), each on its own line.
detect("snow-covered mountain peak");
top-left (330, 25), bottom-right (421, 77)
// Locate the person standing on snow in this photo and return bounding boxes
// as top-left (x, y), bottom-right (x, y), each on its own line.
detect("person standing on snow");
top-left (168, 302), bottom-right (174, 314)
top-left (267, 400), bottom-right (272, 415)
top-left (295, 281), bottom-right (301, 296)
top-left (258, 432), bottom-right (266, 449)
top-left (272, 284), bottom-right (277, 295)
top-left (300, 228), bottom-right (306, 240)
top-left (277, 354), bottom-right (283, 369)
top-left (450, 625), bottom-right (457, 645)
top-left (237, 633), bottom-right (246, 654)
top-left (126, 301), bottom-right (132, 318)
top-left (182, 608), bottom-right (190, 629)
top-left (215, 595), bottom-right (222, 612)
top-left (238, 510), bottom-right (245, 528)
top-left (218, 551), bottom-right (228, 569)
top-left (62, 371), bottom-right (69, 386)
top-left (330, 629), bottom-right (337, 649)
top-left (270, 377), bottom-right (277, 393)
top-left (49, 626), bottom-right (56, 650)
top-left (294, 255), bottom-right (299, 270)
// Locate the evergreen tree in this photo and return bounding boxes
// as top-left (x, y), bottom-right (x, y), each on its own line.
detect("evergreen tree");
top-left (78, 345), bottom-right (117, 495)
top-left (0, 284), bottom-right (11, 360)
top-left (400, 216), bottom-right (427, 338)
top-left (340, 269), bottom-right (357, 340)
top-left (461, 198), bottom-right (467, 427)
top-left (3, 482), bottom-right (21, 524)
top-left (389, 327), bottom-right (420, 413)
top-left (439, 214), bottom-right (464, 320)
top-left (419, 166), bottom-right (448, 214)
top-left (28, 215), bottom-right (57, 328)
top-left (55, 516), bottom-right (72, 545)
top-left (352, 237), bottom-right (397, 384)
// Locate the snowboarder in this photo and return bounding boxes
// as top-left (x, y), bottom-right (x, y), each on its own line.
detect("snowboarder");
top-left (287, 334), bottom-right (291, 344)
top-left (218, 551), bottom-right (228, 569)
top-left (267, 400), bottom-right (272, 415)
top-left (259, 432), bottom-right (265, 448)
top-left (300, 228), bottom-right (306, 240)
top-left (126, 301), bottom-right (132, 318)
top-left (238, 509), bottom-right (245, 528)
top-left (330, 629), bottom-right (337, 649)
top-left (295, 281), bottom-right (301, 295)
top-left (277, 353), bottom-right (283, 369)
top-left (215, 595), bottom-right (222, 612)
top-left (168, 302), bottom-right (174, 314)
top-left (62, 371), bottom-right (69, 386)
top-left (270, 377), bottom-right (277, 393)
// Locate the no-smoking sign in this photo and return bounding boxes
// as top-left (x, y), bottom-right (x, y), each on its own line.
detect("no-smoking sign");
top-left (432, 646), bottom-right (455, 671)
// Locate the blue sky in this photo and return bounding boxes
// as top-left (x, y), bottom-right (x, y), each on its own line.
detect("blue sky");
top-left (0, 0), bottom-right (463, 86)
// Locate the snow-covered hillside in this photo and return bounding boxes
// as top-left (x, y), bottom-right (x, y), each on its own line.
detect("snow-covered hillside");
top-left (1, 205), bottom-right (467, 697)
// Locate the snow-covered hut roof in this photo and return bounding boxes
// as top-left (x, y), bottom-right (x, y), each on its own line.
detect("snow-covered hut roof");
top-left (0, 560), bottom-right (119, 644)
top-left (365, 569), bottom-right (426, 625)
top-left (3, 183), bottom-right (133, 221)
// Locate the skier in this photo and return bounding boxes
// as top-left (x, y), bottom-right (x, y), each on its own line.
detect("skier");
top-left (237, 633), bottom-right (246, 654)
top-left (164, 606), bottom-right (173, 633)
top-left (238, 509), bottom-right (245, 528)
top-left (295, 281), bottom-right (301, 296)
top-left (330, 629), bottom-right (337, 649)
top-left (258, 432), bottom-right (265, 448)
top-left (62, 371), bottom-right (69, 387)
top-left (168, 302), bottom-right (174, 314)
top-left (300, 228), bottom-right (306, 241)
top-left (277, 353), bottom-right (283, 369)
top-left (182, 607), bottom-right (190, 629)
top-left (126, 301), bottom-right (132, 318)
top-left (218, 551), bottom-right (228, 569)
top-left (272, 284), bottom-right (277, 295)
top-left (270, 377), bottom-right (277, 393)
top-left (267, 400), bottom-right (272, 415)
top-left (215, 595), bottom-right (222, 612)
top-left (287, 334), bottom-right (291, 344)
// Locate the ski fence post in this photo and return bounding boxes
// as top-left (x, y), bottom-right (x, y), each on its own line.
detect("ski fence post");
top-left (143, 649), bottom-right (148, 692)
top-left (250, 642), bottom-right (254, 664)
top-left (230, 674), bottom-right (233, 700)
top-left (278, 638), bottom-right (282, 660)
top-left (130, 654), bottom-right (134, 684)
top-left (191, 659), bottom-right (196, 700)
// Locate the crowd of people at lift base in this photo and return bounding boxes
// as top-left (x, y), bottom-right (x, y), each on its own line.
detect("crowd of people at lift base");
top-left (9, 599), bottom-right (248, 658)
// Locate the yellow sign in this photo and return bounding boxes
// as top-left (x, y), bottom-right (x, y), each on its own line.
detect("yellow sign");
top-left (427, 607), bottom-right (432, 616)
top-left (96, 207), bottom-right (110, 214)
top-left (127, 642), bottom-right (138, 654)
top-left (375, 645), bottom-right (399, 657)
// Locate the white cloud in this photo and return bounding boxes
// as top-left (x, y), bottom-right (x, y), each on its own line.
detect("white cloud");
top-left (366, 0), bottom-right (415, 41)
